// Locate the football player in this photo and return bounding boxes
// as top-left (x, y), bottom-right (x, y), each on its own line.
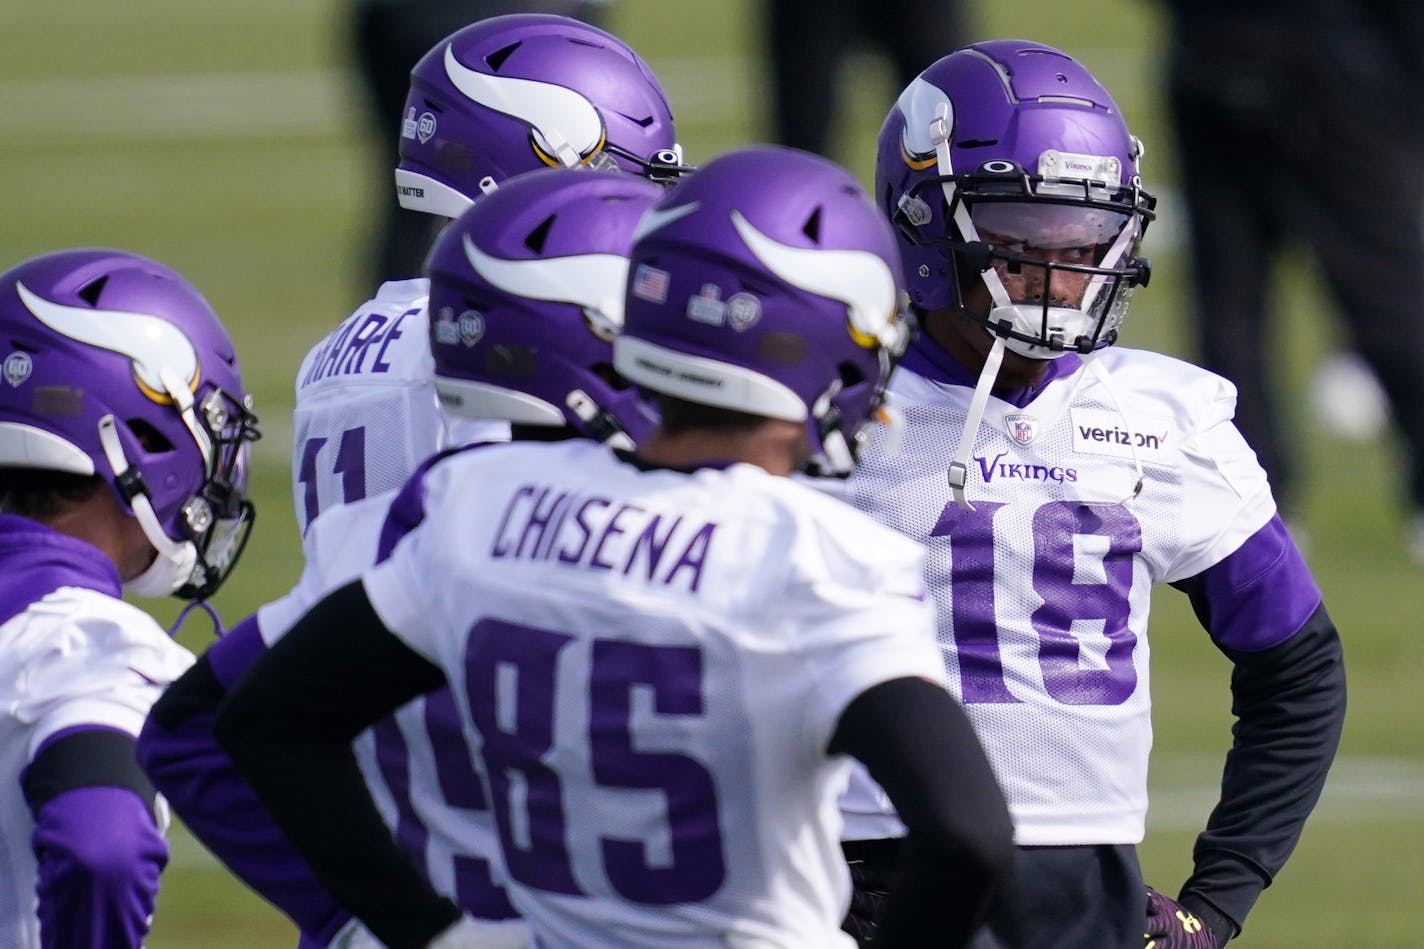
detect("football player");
top-left (0, 249), bottom-right (259, 948)
top-left (213, 146), bottom-right (1015, 949)
top-left (830, 40), bottom-right (1347, 948)
top-left (292, 12), bottom-right (687, 543)
top-left (139, 167), bottom-right (663, 948)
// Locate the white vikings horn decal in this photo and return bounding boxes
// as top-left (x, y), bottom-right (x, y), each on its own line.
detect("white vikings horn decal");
top-left (730, 211), bottom-right (898, 348)
top-left (631, 201), bottom-right (701, 243)
top-left (463, 234), bottom-right (630, 326)
top-left (896, 76), bottom-right (953, 162)
top-left (443, 45), bottom-right (604, 162)
top-left (17, 282), bottom-right (198, 402)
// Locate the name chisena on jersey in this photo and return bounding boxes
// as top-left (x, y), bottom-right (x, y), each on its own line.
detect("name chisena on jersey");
top-left (300, 306), bottom-right (419, 387)
top-left (490, 483), bottom-right (717, 593)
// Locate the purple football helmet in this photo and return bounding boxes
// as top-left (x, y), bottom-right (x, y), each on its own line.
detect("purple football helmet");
top-left (0, 250), bottom-right (259, 599)
top-left (615, 145), bottom-right (913, 477)
top-left (425, 167), bottom-right (662, 446)
top-left (396, 14), bottom-right (688, 218)
top-left (876, 39), bottom-right (1155, 359)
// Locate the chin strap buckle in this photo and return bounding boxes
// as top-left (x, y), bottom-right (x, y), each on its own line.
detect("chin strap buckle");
top-left (947, 461), bottom-right (974, 511)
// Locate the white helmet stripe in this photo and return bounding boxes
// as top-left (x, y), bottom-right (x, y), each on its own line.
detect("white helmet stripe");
top-left (462, 235), bottom-right (629, 326)
top-left (730, 211), bottom-right (897, 347)
top-left (17, 281), bottom-right (199, 395)
top-left (443, 45), bottom-right (604, 161)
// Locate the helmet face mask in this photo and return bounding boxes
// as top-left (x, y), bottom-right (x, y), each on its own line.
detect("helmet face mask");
top-left (171, 386), bottom-right (259, 600)
top-left (877, 41), bottom-right (1155, 359)
top-left (397, 14), bottom-right (691, 218)
top-left (0, 249), bottom-right (260, 600)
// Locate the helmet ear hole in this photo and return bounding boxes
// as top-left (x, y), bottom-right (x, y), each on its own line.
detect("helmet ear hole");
top-left (837, 361), bottom-right (866, 389)
top-left (125, 418), bottom-right (174, 453)
top-left (591, 363), bottom-right (630, 391)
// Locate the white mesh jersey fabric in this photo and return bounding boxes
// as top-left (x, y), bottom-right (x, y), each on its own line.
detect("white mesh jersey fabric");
top-left (839, 345), bottom-right (1277, 846)
top-left (291, 279), bottom-right (442, 541)
top-left (0, 589), bottom-right (193, 948)
top-left (363, 440), bottom-right (942, 948)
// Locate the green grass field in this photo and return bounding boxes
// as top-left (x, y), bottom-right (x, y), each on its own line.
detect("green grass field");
top-left (3, 2), bottom-right (1420, 946)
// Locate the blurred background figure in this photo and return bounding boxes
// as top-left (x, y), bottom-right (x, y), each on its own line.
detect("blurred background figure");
top-left (1161, 0), bottom-right (1424, 561)
top-left (350, 0), bottom-right (611, 282)
top-left (763, 0), bottom-right (969, 161)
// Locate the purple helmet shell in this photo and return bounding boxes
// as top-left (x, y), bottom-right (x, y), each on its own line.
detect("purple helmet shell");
top-left (0, 249), bottom-right (259, 599)
top-left (875, 39), bottom-right (1155, 357)
top-left (615, 145), bottom-right (913, 476)
top-left (396, 14), bottom-right (687, 218)
top-left (425, 167), bottom-right (663, 446)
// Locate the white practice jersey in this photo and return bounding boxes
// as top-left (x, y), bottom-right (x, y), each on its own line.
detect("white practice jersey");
top-left (362, 439), bottom-right (944, 949)
top-left (835, 346), bottom-right (1276, 845)
top-left (257, 490), bottom-right (523, 929)
top-left (0, 589), bottom-right (193, 948)
top-left (290, 278), bottom-right (507, 542)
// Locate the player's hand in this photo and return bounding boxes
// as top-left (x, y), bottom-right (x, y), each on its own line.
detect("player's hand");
top-left (1144, 887), bottom-right (1223, 948)
top-left (840, 848), bottom-right (895, 946)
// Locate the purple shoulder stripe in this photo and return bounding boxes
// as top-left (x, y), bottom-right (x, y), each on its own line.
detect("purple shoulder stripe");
top-left (32, 786), bottom-right (165, 948)
top-left (1192, 515), bottom-right (1323, 652)
top-left (0, 514), bottom-right (122, 627)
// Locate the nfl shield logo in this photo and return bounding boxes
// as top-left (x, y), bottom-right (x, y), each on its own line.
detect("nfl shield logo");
top-left (1005, 413), bottom-right (1038, 446)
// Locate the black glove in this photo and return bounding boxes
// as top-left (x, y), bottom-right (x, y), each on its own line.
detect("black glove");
top-left (840, 839), bottom-right (902, 946)
top-left (1144, 887), bottom-right (1226, 949)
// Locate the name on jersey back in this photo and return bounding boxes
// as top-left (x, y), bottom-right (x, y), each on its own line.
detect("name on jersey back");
top-left (300, 308), bottom-right (418, 388)
top-left (491, 482), bottom-right (718, 593)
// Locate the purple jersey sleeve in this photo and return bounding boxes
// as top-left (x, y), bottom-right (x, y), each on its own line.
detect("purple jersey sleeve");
top-left (31, 786), bottom-right (165, 949)
top-left (136, 641), bottom-right (354, 946)
top-left (1179, 514), bottom-right (1322, 652)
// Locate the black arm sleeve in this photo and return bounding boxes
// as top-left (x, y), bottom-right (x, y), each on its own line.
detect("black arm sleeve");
top-left (23, 728), bottom-right (156, 816)
top-left (145, 651), bottom-right (226, 731)
top-left (1168, 589), bottom-right (1346, 935)
top-left (213, 580), bottom-right (459, 949)
top-left (828, 676), bottom-right (1014, 949)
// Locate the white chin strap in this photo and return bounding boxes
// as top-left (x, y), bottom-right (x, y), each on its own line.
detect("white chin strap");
top-left (946, 344), bottom-right (1144, 510)
top-left (565, 389), bottom-right (635, 451)
top-left (535, 126), bottom-right (585, 169)
top-left (809, 385), bottom-right (857, 477)
top-left (947, 335), bottom-right (1006, 511)
top-left (97, 414), bottom-right (197, 598)
top-left (105, 364), bottom-right (214, 597)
